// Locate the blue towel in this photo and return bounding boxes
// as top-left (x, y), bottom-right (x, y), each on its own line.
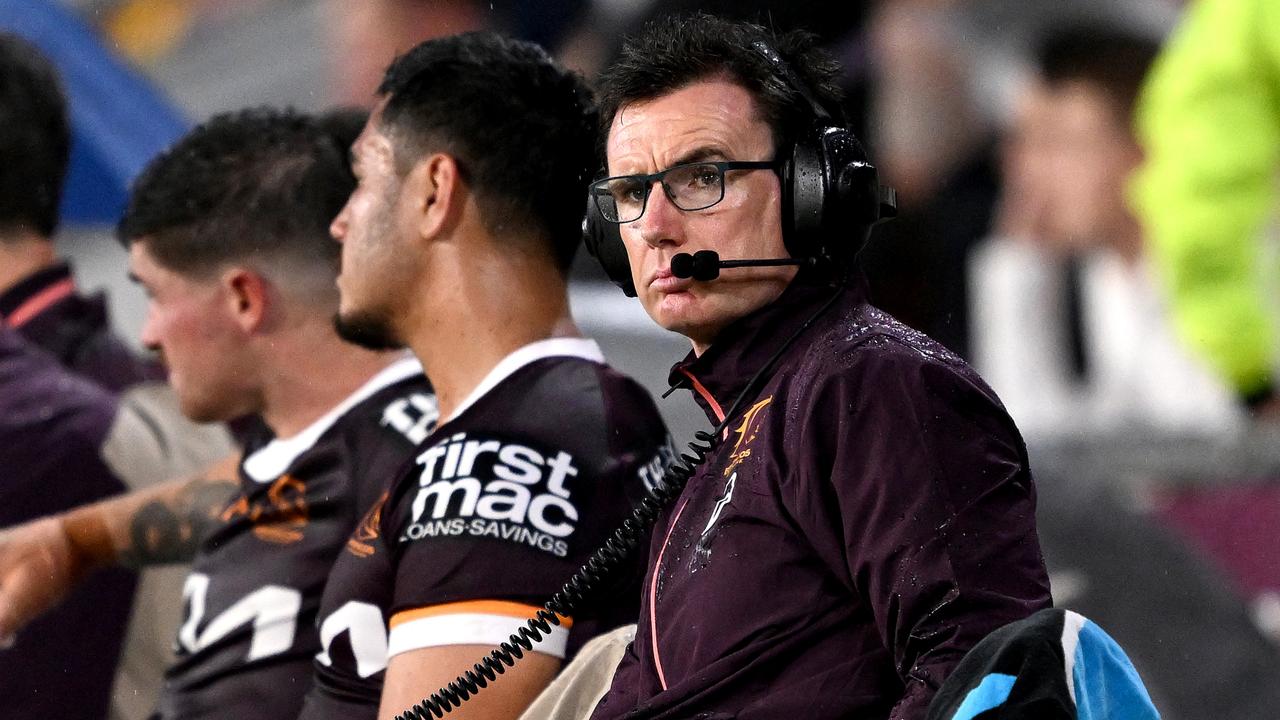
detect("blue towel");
top-left (927, 609), bottom-right (1160, 720)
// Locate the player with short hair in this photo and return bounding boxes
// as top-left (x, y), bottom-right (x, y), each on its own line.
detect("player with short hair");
top-left (0, 108), bottom-right (436, 720)
top-left (583, 14), bottom-right (1051, 718)
top-left (298, 32), bottom-right (669, 720)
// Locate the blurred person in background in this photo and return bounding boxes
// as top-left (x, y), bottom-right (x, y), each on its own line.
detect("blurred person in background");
top-left (0, 107), bottom-right (435, 720)
top-left (1133, 0), bottom-right (1280, 417)
top-left (1129, 0), bottom-right (1280, 666)
top-left (964, 24), bottom-right (1280, 720)
top-left (0, 30), bottom-right (157, 391)
top-left (858, 0), bottom-right (1179, 359)
top-left (0, 322), bottom-right (138, 719)
top-left (0, 30), bottom-right (233, 720)
top-left (967, 24), bottom-right (1243, 439)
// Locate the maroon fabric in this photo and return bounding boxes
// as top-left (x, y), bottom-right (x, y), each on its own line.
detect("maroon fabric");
top-left (0, 326), bottom-right (135, 720)
top-left (592, 279), bottom-right (1051, 720)
top-left (1151, 483), bottom-right (1280, 602)
top-left (0, 262), bottom-right (162, 393)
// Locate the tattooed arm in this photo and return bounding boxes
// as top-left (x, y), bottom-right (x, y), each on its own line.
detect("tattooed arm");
top-left (0, 453), bottom-right (240, 642)
top-left (109, 457), bottom-right (241, 568)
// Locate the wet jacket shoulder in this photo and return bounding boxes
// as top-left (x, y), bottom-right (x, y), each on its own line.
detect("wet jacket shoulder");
top-left (776, 288), bottom-right (1052, 716)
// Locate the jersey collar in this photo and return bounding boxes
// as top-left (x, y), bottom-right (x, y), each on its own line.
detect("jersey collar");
top-left (242, 354), bottom-right (424, 482)
top-left (0, 262), bottom-right (75, 328)
top-left (667, 279), bottom-right (856, 426)
top-left (445, 337), bottom-right (604, 424)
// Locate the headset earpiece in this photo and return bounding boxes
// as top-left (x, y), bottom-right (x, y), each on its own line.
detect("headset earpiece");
top-left (781, 133), bottom-right (826, 257)
top-left (582, 196), bottom-right (636, 297)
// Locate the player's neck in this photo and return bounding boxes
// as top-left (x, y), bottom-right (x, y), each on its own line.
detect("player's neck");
top-left (404, 244), bottom-right (578, 422)
top-left (0, 232), bottom-right (57, 296)
top-left (257, 314), bottom-right (406, 438)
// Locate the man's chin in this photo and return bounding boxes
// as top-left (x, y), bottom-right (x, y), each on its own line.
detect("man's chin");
top-left (175, 394), bottom-right (230, 425)
top-left (333, 311), bottom-right (405, 351)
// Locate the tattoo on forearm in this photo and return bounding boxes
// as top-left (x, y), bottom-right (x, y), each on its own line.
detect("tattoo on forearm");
top-left (119, 479), bottom-right (238, 568)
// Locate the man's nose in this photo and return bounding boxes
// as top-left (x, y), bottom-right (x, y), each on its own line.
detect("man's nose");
top-left (635, 184), bottom-right (684, 248)
top-left (330, 203), bottom-right (349, 243)
top-left (139, 312), bottom-right (161, 354)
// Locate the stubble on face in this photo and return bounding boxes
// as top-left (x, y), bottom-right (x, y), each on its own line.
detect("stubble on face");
top-left (332, 309), bottom-right (404, 350)
top-left (333, 115), bottom-right (410, 351)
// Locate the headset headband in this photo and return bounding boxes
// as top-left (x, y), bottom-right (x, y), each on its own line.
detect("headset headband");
top-left (750, 40), bottom-right (832, 123)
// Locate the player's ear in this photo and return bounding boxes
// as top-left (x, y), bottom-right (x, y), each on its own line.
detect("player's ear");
top-left (222, 267), bottom-right (270, 333)
top-left (411, 152), bottom-right (463, 242)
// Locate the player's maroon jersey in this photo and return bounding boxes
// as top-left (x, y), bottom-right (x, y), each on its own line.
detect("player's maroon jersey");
top-left (299, 339), bottom-right (671, 720)
top-left (153, 357), bottom-right (436, 720)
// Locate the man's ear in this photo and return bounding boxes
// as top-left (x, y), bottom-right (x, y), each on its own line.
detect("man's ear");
top-left (409, 153), bottom-right (464, 241)
top-left (222, 267), bottom-right (270, 333)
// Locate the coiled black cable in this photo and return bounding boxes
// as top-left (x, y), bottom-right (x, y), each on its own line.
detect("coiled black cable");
top-left (395, 428), bottom-right (720, 720)
top-left (395, 282), bottom-right (847, 720)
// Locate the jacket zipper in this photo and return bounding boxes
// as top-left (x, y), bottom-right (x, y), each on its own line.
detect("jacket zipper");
top-left (650, 368), bottom-right (725, 689)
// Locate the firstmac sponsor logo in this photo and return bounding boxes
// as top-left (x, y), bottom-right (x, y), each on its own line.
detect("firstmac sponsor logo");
top-left (403, 432), bottom-right (580, 557)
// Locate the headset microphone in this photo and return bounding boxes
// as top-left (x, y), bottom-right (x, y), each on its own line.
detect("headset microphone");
top-left (670, 250), bottom-right (814, 281)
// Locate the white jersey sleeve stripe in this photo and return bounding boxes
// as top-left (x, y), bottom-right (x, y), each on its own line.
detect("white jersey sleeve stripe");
top-left (386, 612), bottom-right (570, 659)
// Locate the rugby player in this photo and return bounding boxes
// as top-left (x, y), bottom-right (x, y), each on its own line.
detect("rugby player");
top-left (297, 32), bottom-right (670, 720)
top-left (0, 108), bottom-right (436, 720)
top-left (583, 15), bottom-right (1052, 718)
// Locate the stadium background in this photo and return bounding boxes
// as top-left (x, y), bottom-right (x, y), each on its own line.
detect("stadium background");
top-left (5, 1), bottom-right (1280, 718)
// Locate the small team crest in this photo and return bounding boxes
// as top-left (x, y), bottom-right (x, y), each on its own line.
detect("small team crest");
top-left (723, 396), bottom-right (772, 478)
top-left (346, 491), bottom-right (389, 558)
top-left (691, 395), bottom-right (773, 571)
top-left (221, 474), bottom-right (309, 545)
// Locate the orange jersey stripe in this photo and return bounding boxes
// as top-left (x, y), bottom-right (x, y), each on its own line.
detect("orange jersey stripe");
top-left (389, 600), bottom-right (572, 629)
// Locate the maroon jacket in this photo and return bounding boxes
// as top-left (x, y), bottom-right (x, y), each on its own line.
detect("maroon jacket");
top-left (0, 262), bottom-right (161, 392)
top-left (0, 326), bottom-right (136, 720)
top-left (0, 263), bottom-right (157, 717)
top-left (592, 279), bottom-right (1051, 720)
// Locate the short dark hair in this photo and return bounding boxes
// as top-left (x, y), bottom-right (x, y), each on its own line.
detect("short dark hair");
top-left (598, 13), bottom-right (844, 160)
top-left (0, 33), bottom-right (70, 239)
top-left (375, 31), bottom-right (597, 272)
top-left (1036, 25), bottom-right (1161, 122)
top-left (119, 107), bottom-right (361, 282)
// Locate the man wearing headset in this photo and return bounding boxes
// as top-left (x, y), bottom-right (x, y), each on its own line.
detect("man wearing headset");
top-left (584, 15), bottom-right (1052, 719)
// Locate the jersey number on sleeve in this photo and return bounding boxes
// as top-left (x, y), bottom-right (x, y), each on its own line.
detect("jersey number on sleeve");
top-left (315, 600), bottom-right (389, 678)
top-left (177, 573), bottom-right (303, 661)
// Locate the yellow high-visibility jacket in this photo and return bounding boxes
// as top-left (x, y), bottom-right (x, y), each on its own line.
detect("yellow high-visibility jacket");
top-left (1132, 0), bottom-right (1280, 400)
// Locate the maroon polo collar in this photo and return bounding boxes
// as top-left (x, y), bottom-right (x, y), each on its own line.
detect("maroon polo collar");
top-left (0, 262), bottom-right (76, 328)
top-left (667, 275), bottom-right (863, 426)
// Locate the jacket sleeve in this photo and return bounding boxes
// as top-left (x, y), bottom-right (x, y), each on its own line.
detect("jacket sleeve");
top-left (784, 346), bottom-right (1052, 718)
top-left (1132, 0), bottom-right (1280, 400)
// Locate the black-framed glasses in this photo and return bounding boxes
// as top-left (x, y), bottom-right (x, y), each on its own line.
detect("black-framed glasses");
top-left (590, 160), bottom-right (777, 224)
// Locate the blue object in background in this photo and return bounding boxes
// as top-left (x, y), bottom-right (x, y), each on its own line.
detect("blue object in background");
top-left (0, 0), bottom-right (188, 226)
